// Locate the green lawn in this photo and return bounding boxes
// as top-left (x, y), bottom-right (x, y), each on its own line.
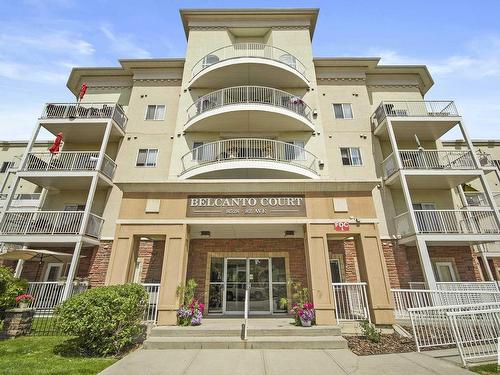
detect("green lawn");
top-left (0, 336), bottom-right (117, 375)
top-left (471, 363), bottom-right (500, 374)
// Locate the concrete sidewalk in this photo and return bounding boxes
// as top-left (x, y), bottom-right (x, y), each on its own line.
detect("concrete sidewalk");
top-left (100, 349), bottom-right (473, 375)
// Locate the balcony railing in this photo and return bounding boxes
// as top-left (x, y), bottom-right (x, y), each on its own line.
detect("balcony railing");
top-left (0, 211), bottom-right (104, 238)
top-left (382, 150), bottom-right (476, 178)
top-left (23, 151), bottom-right (116, 179)
top-left (395, 209), bottom-right (499, 235)
top-left (464, 192), bottom-right (490, 207)
top-left (186, 86), bottom-right (313, 123)
top-left (191, 43), bottom-right (307, 79)
top-left (180, 138), bottom-right (318, 176)
top-left (374, 101), bottom-right (459, 124)
top-left (0, 193), bottom-right (42, 208)
top-left (40, 102), bottom-right (127, 130)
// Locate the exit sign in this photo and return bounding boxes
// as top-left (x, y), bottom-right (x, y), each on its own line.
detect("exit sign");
top-left (335, 222), bottom-right (350, 232)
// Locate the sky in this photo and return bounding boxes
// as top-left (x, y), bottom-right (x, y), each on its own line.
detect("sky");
top-left (0, 0), bottom-right (499, 140)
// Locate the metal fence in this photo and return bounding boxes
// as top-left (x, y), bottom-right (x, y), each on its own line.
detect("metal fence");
top-left (399, 150), bottom-right (475, 170)
top-left (408, 302), bottom-right (500, 352)
top-left (142, 283), bottom-right (160, 323)
top-left (332, 282), bottom-right (370, 322)
top-left (392, 288), bottom-right (500, 319)
top-left (374, 100), bottom-right (459, 125)
top-left (413, 209), bottom-right (499, 234)
top-left (191, 43), bottom-right (307, 78)
top-left (447, 308), bottom-right (500, 367)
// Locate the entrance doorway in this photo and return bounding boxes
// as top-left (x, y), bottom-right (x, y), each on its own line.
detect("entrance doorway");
top-left (208, 257), bottom-right (287, 315)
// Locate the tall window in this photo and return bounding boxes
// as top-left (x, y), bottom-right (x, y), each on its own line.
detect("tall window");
top-left (340, 147), bottom-right (362, 166)
top-left (333, 103), bottom-right (353, 119)
top-left (330, 259), bottom-right (342, 283)
top-left (145, 105), bottom-right (165, 120)
top-left (136, 149), bottom-right (158, 167)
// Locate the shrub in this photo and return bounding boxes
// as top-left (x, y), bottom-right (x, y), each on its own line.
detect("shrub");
top-left (279, 281), bottom-right (315, 326)
top-left (360, 320), bottom-right (381, 343)
top-left (0, 266), bottom-right (28, 319)
top-left (55, 283), bottom-right (148, 356)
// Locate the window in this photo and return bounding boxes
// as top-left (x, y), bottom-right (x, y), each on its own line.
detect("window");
top-left (145, 105), bottom-right (165, 120)
top-left (192, 142), bottom-right (204, 161)
top-left (64, 204), bottom-right (86, 211)
top-left (330, 259), bottom-right (342, 283)
top-left (285, 141), bottom-right (306, 161)
top-left (136, 149), bottom-right (158, 167)
top-left (434, 261), bottom-right (457, 282)
top-left (0, 161), bottom-right (14, 173)
top-left (333, 103), bottom-right (353, 119)
top-left (44, 263), bottom-right (63, 282)
top-left (340, 147), bottom-right (362, 166)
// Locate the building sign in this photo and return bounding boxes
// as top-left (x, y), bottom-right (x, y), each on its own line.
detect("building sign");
top-left (186, 196), bottom-right (306, 217)
top-left (334, 222), bottom-right (350, 232)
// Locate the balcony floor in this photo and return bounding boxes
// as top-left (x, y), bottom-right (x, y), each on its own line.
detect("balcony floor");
top-left (374, 117), bottom-right (461, 141)
top-left (385, 170), bottom-right (483, 189)
top-left (40, 119), bottom-right (124, 143)
top-left (17, 171), bottom-right (113, 190)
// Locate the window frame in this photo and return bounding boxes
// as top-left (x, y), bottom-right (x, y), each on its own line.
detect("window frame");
top-left (329, 259), bottom-right (343, 283)
top-left (340, 147), bottom-right (363, 166)
top-left (434, 261), bottom-right (458, 282)
top-left (136, 148), bottom-right (159, 167)
top-left (144, 105), bottom-right (166, 121)
top-left (43, 263), bottom-right (63, 282)
top-left (333, 103), bottom-right (354, 119)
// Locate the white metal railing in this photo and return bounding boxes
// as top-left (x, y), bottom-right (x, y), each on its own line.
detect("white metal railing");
top-left (0, 193), bottom-right (42, 208)
top-left (0, 210), bottom-right (103, 238)
top-left (382, 153), bottom-right (398, 178)
top-left (374, 100), bottom-right (459, 125)
top-left (394, 212), bottom-right (414, 237)
top-left (399, 150), bottom-right (476, 170)
top-left (332, 282), bottom-right (370, 322)
top-left (41, 102), bottom-right (127, 130)
top-left (409, 302), bottom-right (500, 352)
top-left (392, 288), bottom-right (500, 319)
top-left (413, 209), bottom-right (499, 234)
top-left (24, 151), bottom-right (116, 179)
top-left (27, 281), bottom-right (88, 311)
top-left (409, 282), bottom-right (500, 292)
top-left (142, 283), bottom-right (160, 323)
top-left (191, 43), bottom-right (307, 79)
top-left (448, 308), bottom-right (500, 366)
top-left (186, 86), bottom-right (313, 123)
top-left (464, 192), bottom-right (490, 207)
top-left (180, 138), bottom-right (319, 176)
top-left (477, 152), bottom-right (495, 168)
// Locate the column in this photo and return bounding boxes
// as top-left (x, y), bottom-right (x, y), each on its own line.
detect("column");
top-left (355, 233), bottom-right (395, 325)
top-left (157, 224), bottom-right (188, 325)
top-left (415, 237), bottom-right (437, 290)
top-left (61, 240), bottom-right (83, 301)
top-left (304, 224), bottom-right (336, 325)
top-left (105, 227), bottom-right (137, 285)
top-left (14, 259), bottom-right (25, 278)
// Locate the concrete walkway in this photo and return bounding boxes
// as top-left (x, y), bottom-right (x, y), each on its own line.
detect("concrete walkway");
top-left (100, 348), bottom-right (473, 375)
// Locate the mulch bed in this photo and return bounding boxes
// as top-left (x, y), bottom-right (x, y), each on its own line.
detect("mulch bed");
top-left (345, 334), bottom-right (416, 356)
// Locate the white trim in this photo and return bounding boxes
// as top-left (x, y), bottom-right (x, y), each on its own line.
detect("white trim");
top-left (43, 262), bottom-right (63, 282)
top-left (434, 261), bottom-right (458, 282)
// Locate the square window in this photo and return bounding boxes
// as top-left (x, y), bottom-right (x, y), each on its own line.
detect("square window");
top-left (340, 147), bottom-right (362, 166)
top-left (333, 103), bottom-right (353, 119)
top-left (145, 105), bottom-right (165, 120)
top-left (0, 161), bottom-right (14, 173)
top-left (136, 149), bottom-right (158, 167)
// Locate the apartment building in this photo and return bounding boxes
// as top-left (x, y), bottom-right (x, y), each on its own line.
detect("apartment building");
top-left (0, 8), bottom-right (499, 326)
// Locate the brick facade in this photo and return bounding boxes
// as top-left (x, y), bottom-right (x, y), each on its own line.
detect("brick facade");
top-left (382, 240), bottom-right (483, 288)
top-left (137, 240), bottom-right (164, 283)
top-left (327, 240), bottom-right (359, 282)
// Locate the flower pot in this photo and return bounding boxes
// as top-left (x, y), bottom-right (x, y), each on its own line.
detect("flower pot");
top-left (300, 317), bottom-right (312, 327)
top-left (18, 302), bottom-right (29, 309)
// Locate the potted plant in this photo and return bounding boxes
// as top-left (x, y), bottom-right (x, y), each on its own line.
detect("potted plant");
top-left (176, 279), bottom-right (205, 326)
top-left (280, 281), bottom-right (316, 327)
top-left (16, 294), bottom-right (33, 309)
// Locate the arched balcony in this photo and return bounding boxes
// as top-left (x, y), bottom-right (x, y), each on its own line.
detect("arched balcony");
top-left (179, 139), bottom-right (319, 179)
top-left (189, 43), bottom-right (309, 88)
top-left (185, 86), bottom-right (314, 132)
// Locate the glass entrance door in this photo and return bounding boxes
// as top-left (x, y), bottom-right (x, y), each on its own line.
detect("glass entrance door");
top-left (225, 259), bottom-right (247, 312)
top-left (248, 258), bottom-right (270, 312)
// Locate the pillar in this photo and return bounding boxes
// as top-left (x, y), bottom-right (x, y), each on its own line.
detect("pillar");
top-left (304, 224), bottom-right (336, 325)
top-left (157, 224), bottom-right (188, 325)
top-left (105, 227), bottom-right (138, 285)
top-left (355, 233), bottom-right (395, 325)
top-left (61, 240), bottom-right (83, 301)
top-left (416, 237), bottom-right (437, 290)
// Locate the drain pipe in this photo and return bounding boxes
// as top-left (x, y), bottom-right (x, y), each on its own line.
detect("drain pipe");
top-left (241, 283), bottom-right (249, 340)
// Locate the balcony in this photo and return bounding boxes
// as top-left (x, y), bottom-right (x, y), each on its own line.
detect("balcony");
top-left (0, 211), bottom-right (103, 239)
top-left (373, 101), bottom-right (460, 141)
top-left (0, 193), bottom-right (42, 210)
top-left (464, 192), bottom-right (490, 207)
top-left (179, 138), bottom-right (319, 179)
top-left (394, 209), bottom-right (499, 239)
top-left (189, 43), bottom-right (309, 88)
top-left (39, 102), bottom-right (127, 143)
top-left (185, 86), bottom-right (314, 132)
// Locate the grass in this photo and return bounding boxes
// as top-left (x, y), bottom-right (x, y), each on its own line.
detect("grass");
top-left (470, 363), bottom-right (500, 374)
top-left (0, 336), bottom-right (117, 375)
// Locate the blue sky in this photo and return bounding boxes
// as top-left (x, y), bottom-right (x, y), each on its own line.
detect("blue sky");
top-left (0, 0), bottom-right (499, 140)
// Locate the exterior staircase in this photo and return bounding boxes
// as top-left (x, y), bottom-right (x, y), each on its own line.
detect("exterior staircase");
top-left (143, 318), bottom-right (347, 350)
